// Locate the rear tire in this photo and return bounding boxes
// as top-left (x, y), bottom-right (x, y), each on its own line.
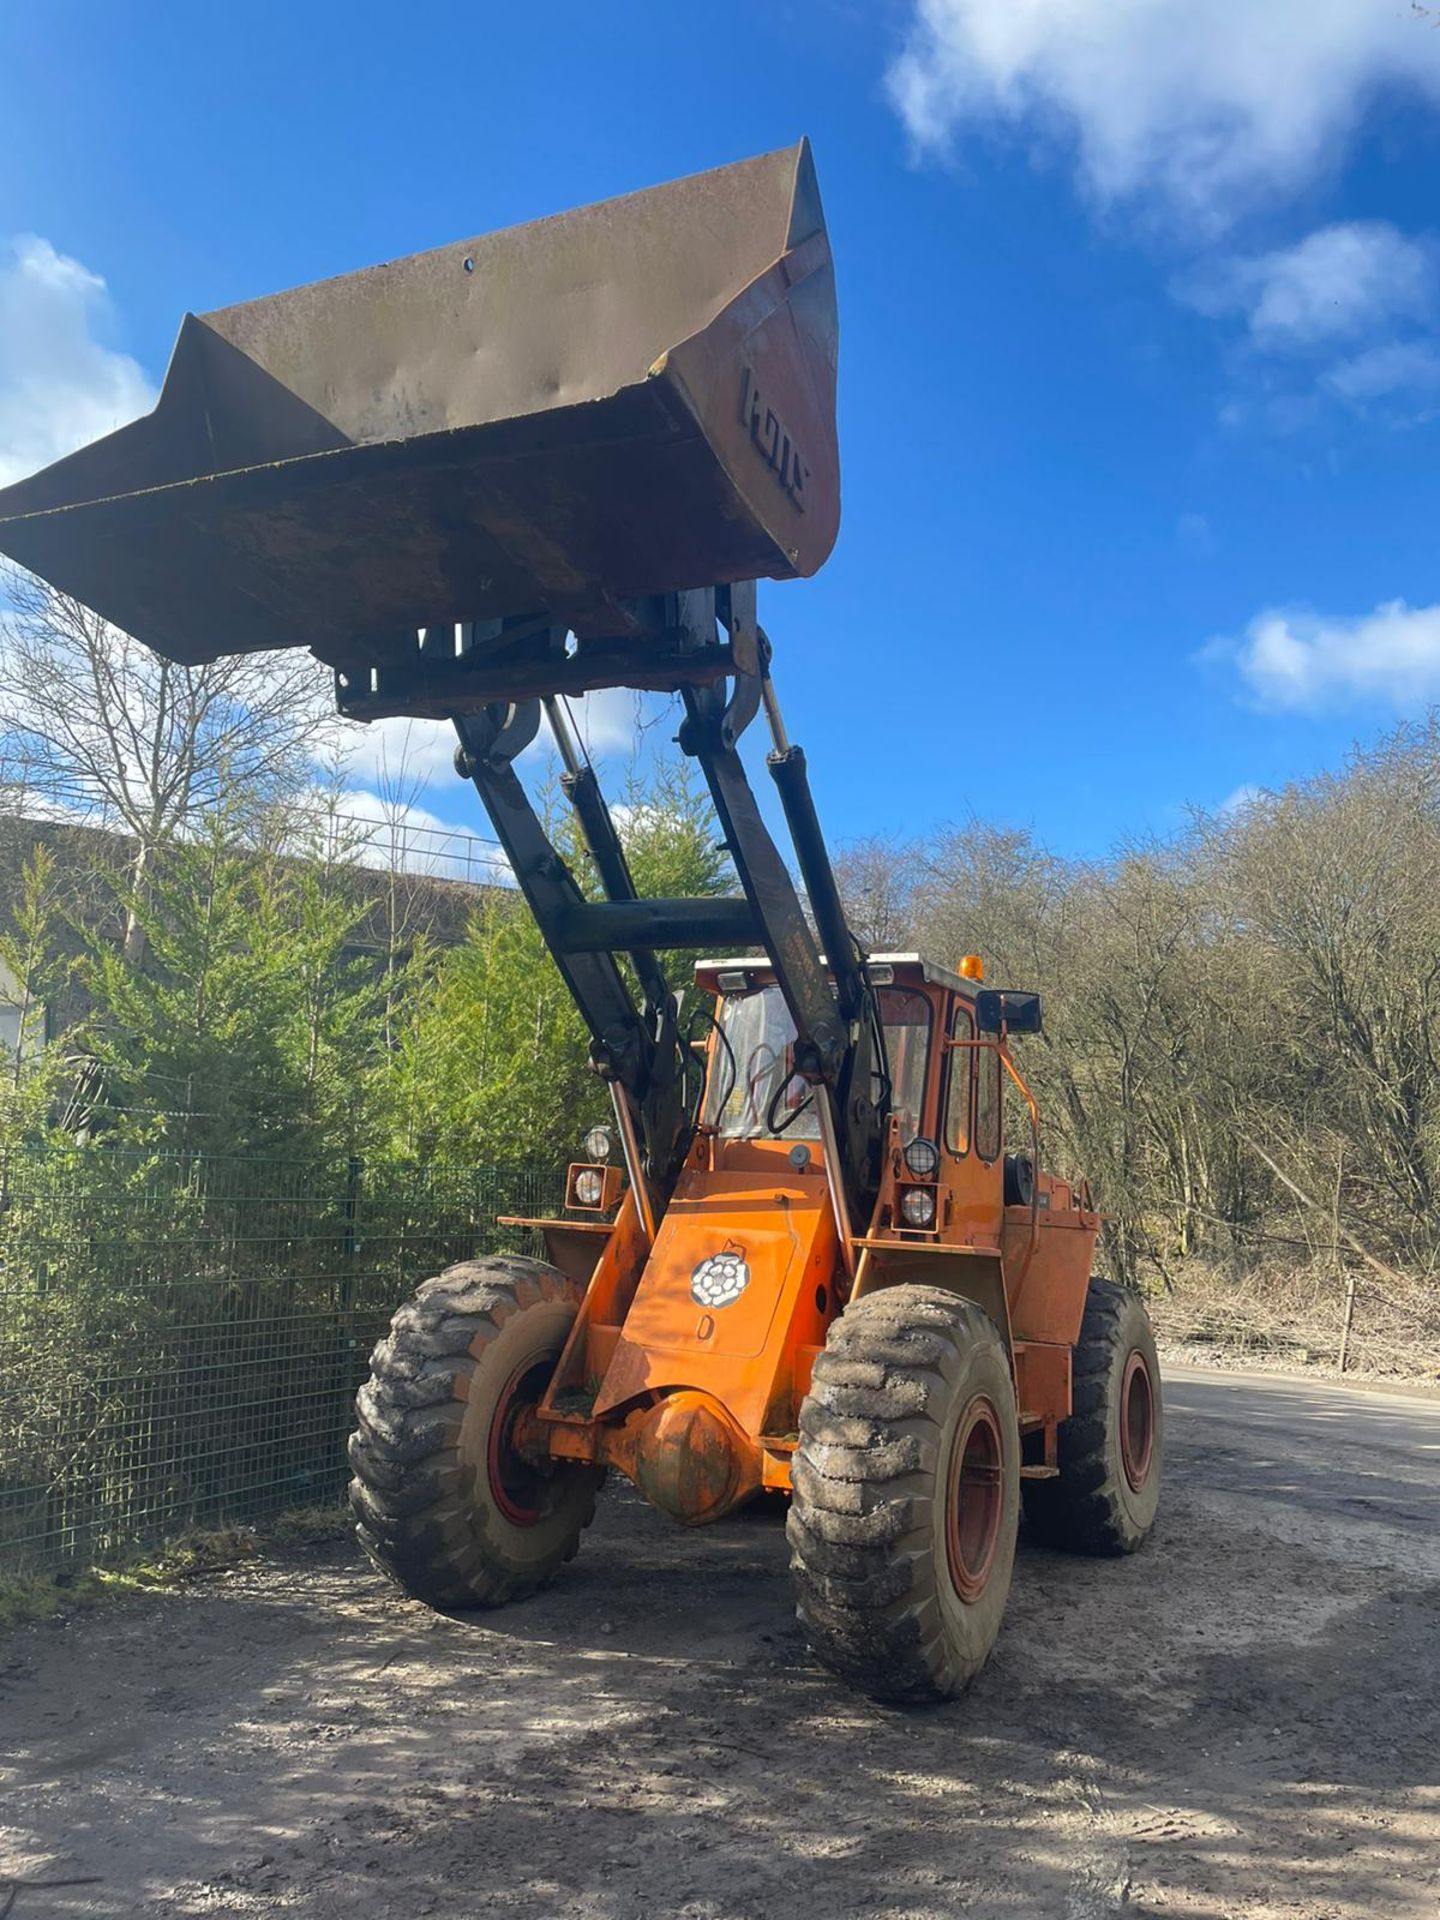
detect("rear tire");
top-left (787, 1284), bottom-right (1019, 1704)
top-left (348, 1256), bottom-right (602, 1609)
top-left (1022, 1278), bottom-right (1162, 1555)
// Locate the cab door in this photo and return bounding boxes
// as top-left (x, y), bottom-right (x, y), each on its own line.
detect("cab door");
top-left (940, 995), bottom-right (1005, 1248)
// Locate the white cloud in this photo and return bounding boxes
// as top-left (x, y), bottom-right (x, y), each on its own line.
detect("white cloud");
top-left (1206, 599), bottom-right (1440, 712)
top-left (329, 788), bottom-right (458, 842)
top-left (328, 714), bottom-right (460, 792)
top-left (1322, 340), bottom-right (1440, 406)
top-left (0, 235), bottom-right (155, 486)
top-left (1174, 223), bottom-right (1440, 426)
top-left (887, 1), bottom-right (1440, 229)
top-left (1176, 224), bottom-right (1437, 349)
top-left (539, 687), bottom-right (647, 763)
top-left (1218, 783), bottom-right (1264, 817)
top-left (327, 689), bottom-right (646, 795)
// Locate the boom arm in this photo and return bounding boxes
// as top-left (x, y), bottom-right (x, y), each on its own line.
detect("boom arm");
top-left (427, 584), bottom-right (883, 1224)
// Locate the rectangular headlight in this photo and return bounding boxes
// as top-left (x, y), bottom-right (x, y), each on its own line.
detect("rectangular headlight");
top-left (565, 1163), bottom-right (623, 1211)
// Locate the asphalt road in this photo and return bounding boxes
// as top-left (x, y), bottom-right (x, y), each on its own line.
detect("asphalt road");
top-left (2, 1362), bottom-right (1437, 1920)
top-left (1162, 1364), bottom-right (1440, 1540)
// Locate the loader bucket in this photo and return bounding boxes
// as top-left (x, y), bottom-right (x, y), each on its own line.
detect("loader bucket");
top-left (0, 142), bottom-right (838, 671)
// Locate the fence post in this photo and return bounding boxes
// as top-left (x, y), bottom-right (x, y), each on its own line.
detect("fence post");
top-left (1338, 1270), bottom-right (1358, 1374)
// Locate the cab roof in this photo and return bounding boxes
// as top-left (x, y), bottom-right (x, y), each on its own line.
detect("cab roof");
top-left (693, 952), bottom-right (978, 996)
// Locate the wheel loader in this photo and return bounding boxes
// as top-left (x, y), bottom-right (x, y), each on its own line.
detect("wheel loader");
top-left (0, 140), bottom-right (1162, 1701)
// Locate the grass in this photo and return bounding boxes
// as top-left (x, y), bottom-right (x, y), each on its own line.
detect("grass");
top-left (0, 1568), bottom-right (111, 1633)
top-left (0, 1502), bottom-right (352, 1636)
top-left (1150, 1257), bottom-right (1440, 1383)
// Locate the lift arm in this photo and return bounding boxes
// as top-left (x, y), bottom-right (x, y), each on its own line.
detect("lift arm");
top-left (400, 584), bottom-right (884, 1225)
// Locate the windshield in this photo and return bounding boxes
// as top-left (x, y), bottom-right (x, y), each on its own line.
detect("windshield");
top-left (703, 984), bottom-right (932, 1142)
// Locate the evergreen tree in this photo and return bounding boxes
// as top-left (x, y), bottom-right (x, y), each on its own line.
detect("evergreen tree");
top-left (77, 821), bottom-right (378, 1159)
top-left (0, 845), bottom-right (69, 1163)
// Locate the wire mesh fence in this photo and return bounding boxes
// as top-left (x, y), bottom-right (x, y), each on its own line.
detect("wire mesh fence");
top-left (0, 1148), bottom-right (564, 1576)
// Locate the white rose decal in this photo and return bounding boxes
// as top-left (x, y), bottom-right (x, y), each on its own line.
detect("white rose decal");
top-left (690, 1246), bottom-right (750, 1309)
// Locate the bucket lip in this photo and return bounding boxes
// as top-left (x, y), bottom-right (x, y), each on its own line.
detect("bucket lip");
top-left (199, 138), bottom-right (816, 329)
top-left (0, 414), bottom-right (546, 530)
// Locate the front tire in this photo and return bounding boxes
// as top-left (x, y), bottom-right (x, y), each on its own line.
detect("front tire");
top-left (348, 1256), bottom-right (602, 1609)
top-left (1022, 1278), bottom-right (1162, 1555)
top-left (787, 1284), bottom-right (1020, 1704)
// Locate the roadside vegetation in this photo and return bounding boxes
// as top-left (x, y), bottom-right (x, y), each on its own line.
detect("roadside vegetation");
top-left (837, 717), bottom-right (1440, 1376)
top-left (0, 1507), bottom-right (352, 1632)
top-left (0, 572), bottom-right (731, 1176)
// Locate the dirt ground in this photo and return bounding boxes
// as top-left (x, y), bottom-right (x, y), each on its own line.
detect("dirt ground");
top-left (2, 1367), bottom-right (1437, 1920)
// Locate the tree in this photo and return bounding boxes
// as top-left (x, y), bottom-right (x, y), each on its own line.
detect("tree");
top-left (831, 834), bottom-right (921, 951)
top-left (1208, 722), bottom-right (1440, 1264)
top-left (73, 818), bottom-right (381, 1159)
top-left (0, 844), bottom-right (69, 1180)
top-left (0, 570), bottom-right (332, 961)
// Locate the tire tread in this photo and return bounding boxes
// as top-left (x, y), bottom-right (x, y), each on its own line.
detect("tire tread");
top-left (348, 1255), bottom-right (599, 1609)
top-left (1022, 1278), bottom-right (1162, 1556)
top-left (788, 1284), bottom-right (1018, 1704)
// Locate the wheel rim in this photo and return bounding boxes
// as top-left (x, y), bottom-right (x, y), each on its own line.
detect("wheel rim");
top-left (945, 1394), bottom-right (1005, 1604)
top-left (486, 1358), bottom-right (553, 1526)
top-left (1119, 1349), bottom-right (1155, 1493)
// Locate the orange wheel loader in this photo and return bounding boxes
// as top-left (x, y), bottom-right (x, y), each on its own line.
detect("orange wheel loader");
top-left (0, 142), bottom-right (1162, 1701)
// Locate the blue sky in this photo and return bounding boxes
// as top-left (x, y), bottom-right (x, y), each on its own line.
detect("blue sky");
top-left (3, 0), bottom-right (1440, 860)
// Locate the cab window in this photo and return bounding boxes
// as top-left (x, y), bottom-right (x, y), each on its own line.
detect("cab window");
top-left (703, 982), bottom-right (931, 1141)
top-left (944, 1001), bottom-right (973, 1156)
top-left (703, 984), bottom-right (821, 1140)
top-left (975, 1032), bottom-right (1002, 1161)
top-left (875, 986), bottom-right (931, 1139)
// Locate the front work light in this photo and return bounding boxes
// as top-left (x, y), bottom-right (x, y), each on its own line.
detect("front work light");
top-left (900, 1186), bottom-right (937, 1229)
top-left (903, 1136), bottom-right (940, 1179)
top-left (584, 1125), bottom-right (613, 1162)
top-left (565, 1162), bottom-right (623, 1211)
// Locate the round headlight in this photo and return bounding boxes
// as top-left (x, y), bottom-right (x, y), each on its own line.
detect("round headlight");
top-left (583, 1125), bottom-right (612, 1162)
top-left (903, 1136), bottom-right (940, 1179)
top-left (900, 1186), bottom-right (937, 1229)
top-left (574, 1168), bottom-right (605, 1207)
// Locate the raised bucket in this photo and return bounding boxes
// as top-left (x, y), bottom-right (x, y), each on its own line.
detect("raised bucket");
top-left (0, 142), bottom-right (838, 672)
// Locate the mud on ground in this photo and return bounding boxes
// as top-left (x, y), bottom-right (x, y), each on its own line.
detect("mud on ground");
top-left (2, 1369), bottom-right (1437, 1919)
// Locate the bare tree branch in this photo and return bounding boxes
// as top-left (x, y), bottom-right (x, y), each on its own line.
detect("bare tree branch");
top-left (0, 567), bottom-right (334, 959)
top-left (0, 566), bottom-right (332, 844)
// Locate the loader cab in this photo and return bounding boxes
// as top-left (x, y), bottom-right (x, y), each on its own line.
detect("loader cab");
top-left (692, 954), bottom-right (1019, 1248)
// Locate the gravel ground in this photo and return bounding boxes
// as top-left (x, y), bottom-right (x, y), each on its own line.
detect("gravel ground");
top-left (2, 1366), bottom-right (1437, 1919)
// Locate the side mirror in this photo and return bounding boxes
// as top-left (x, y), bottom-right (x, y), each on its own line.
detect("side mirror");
top-left (974, 989), bottom-right (1043, 1036)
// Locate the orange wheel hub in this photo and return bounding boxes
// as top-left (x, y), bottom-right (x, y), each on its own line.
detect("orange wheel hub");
top-left (945, 1394), bottom-right (1004, 1603)
top-left (1119, 1350), bottom-right (1156, 1493)
top-left (487, 1360), bottom-right (552, 1526)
